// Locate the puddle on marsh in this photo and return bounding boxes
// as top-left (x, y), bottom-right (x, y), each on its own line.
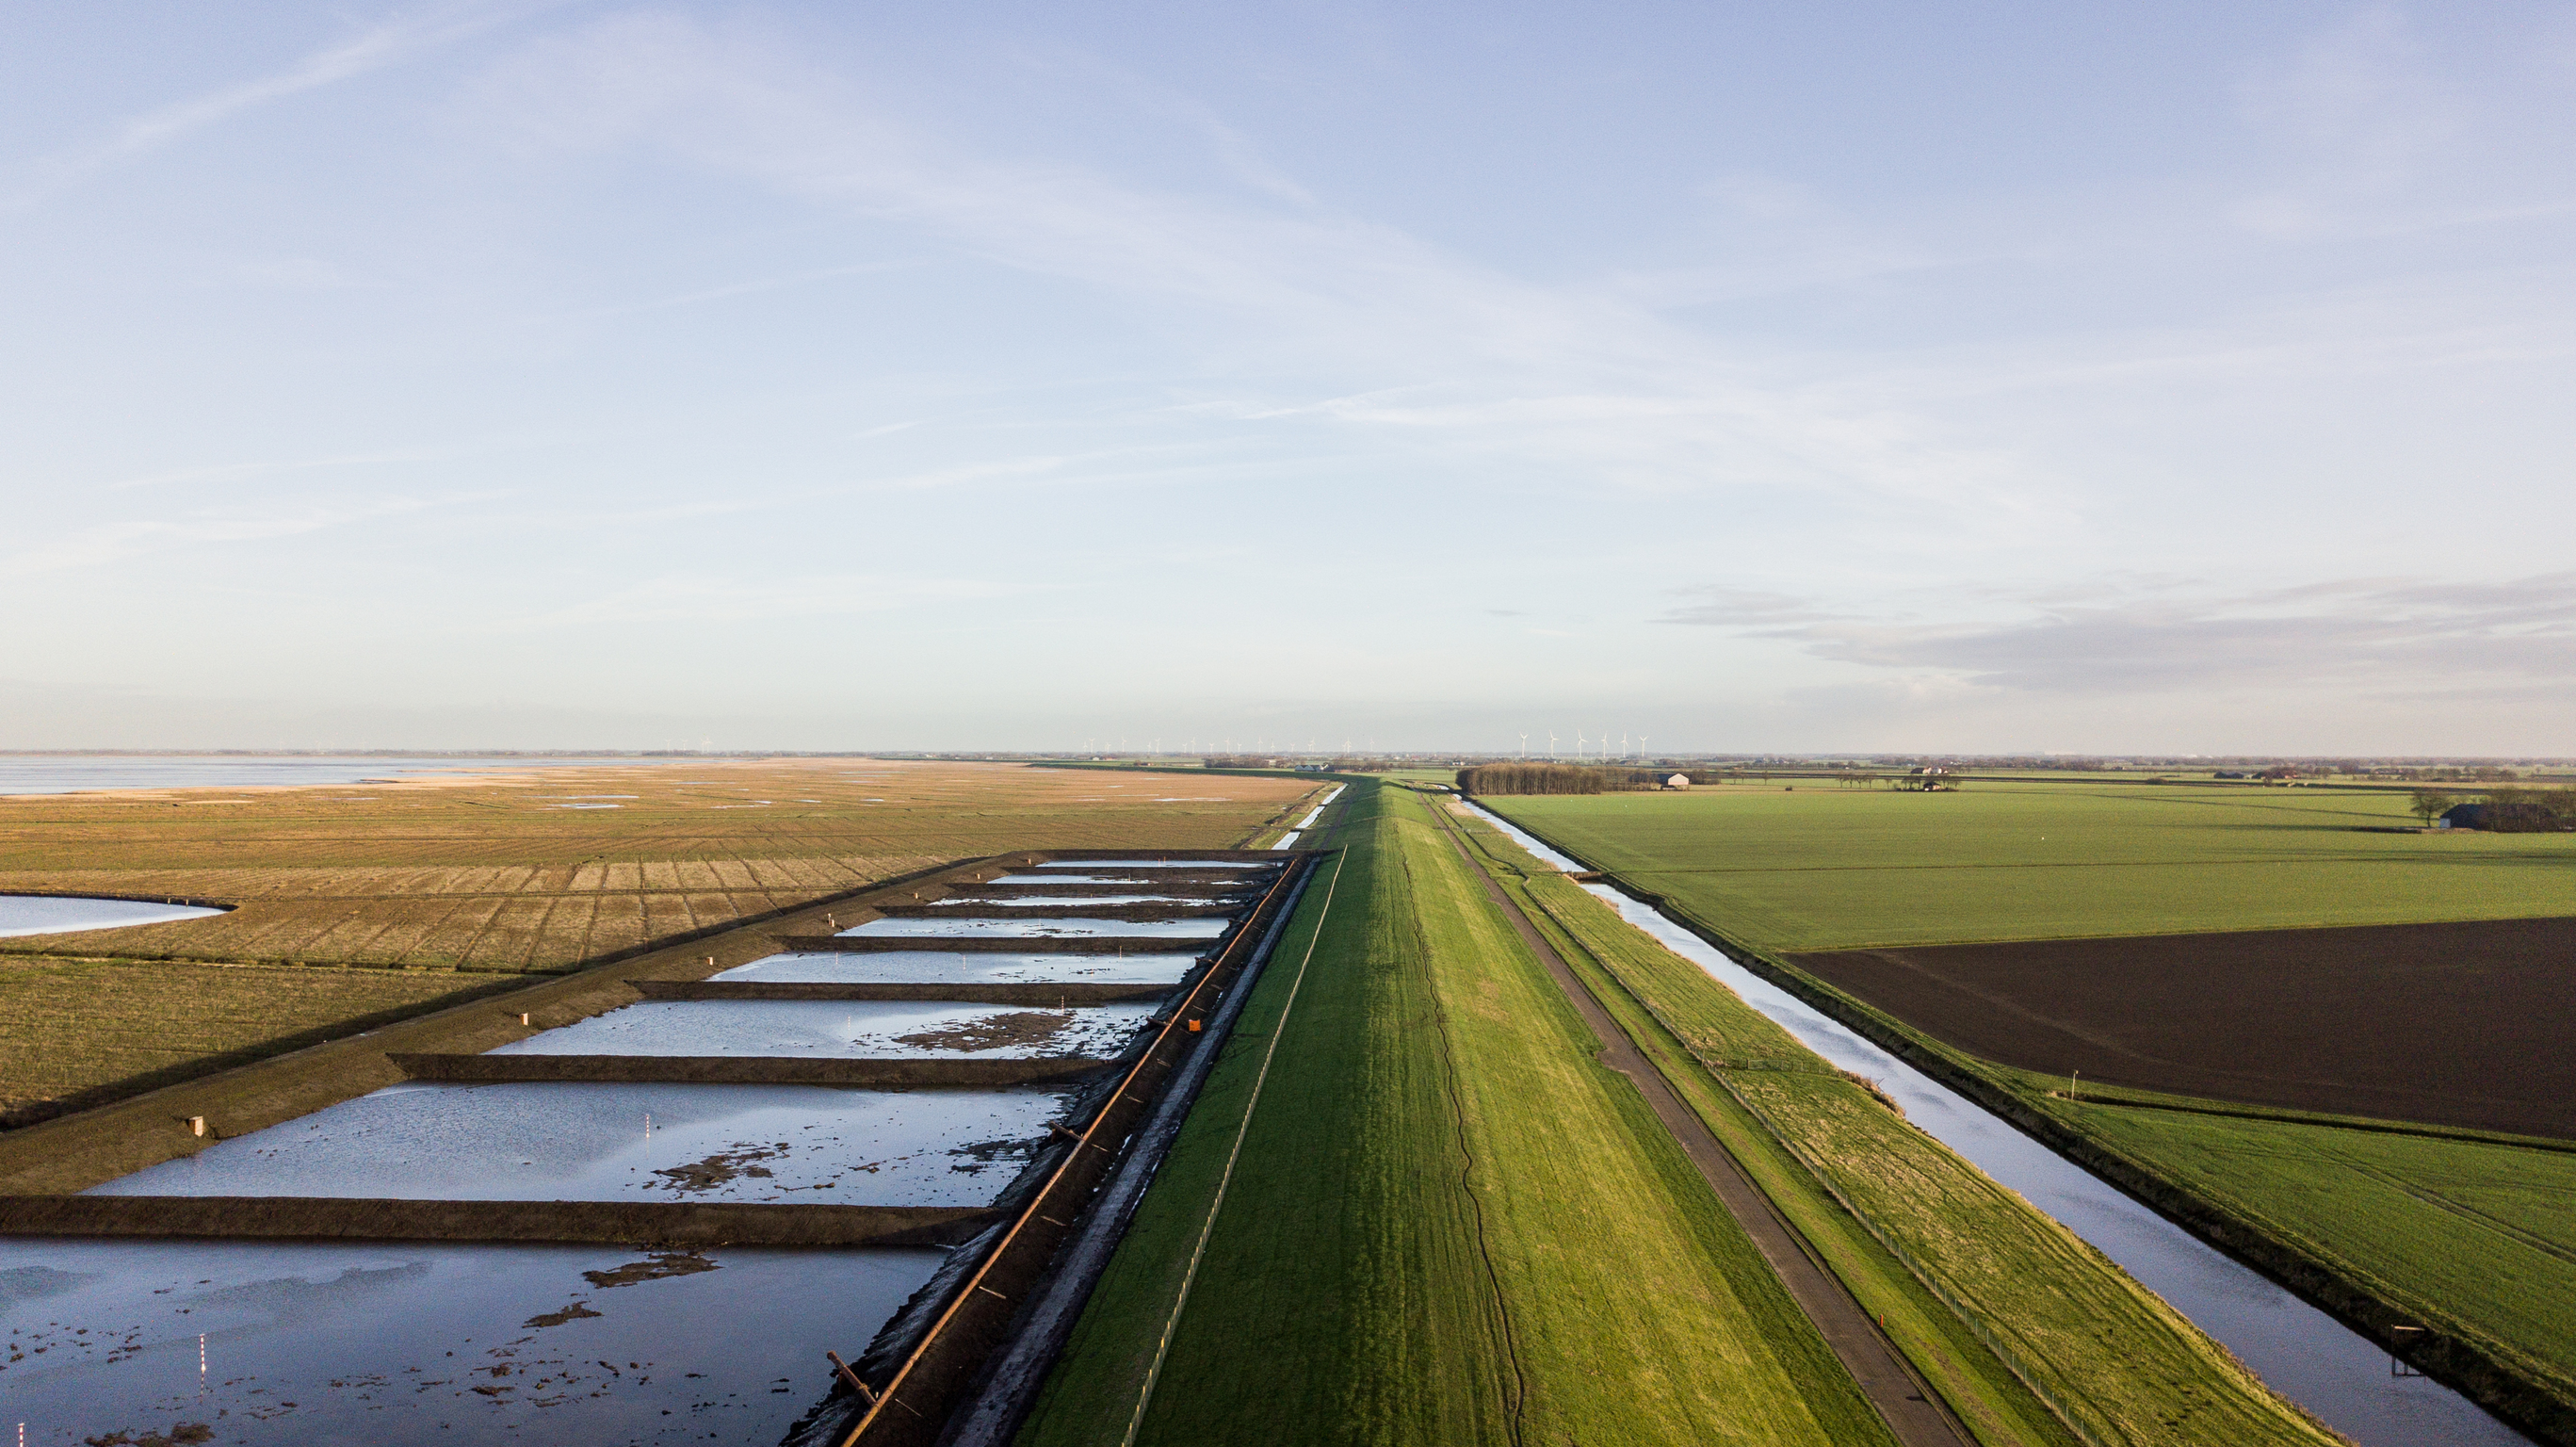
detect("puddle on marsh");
top-left (86, 1082), bottom-right (1069, 1206)
top-left (0, 1236), bottom-right (937, 1447)
top-left (487, 1000), bottom-right (1157, 1059)
top-left (715, 951), bottom-right (1199, 985)
top-left (837, 917), bottom-right (1228, 939)
top-left (0, 896), bottom-right (223, 938)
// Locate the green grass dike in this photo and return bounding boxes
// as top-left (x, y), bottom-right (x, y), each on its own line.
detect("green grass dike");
top-left (1014, 779), bottom-right (1898, 1447)
top-left (1491, 780), bottom-right (2576, 952)
top-left (1442, 805), bottom-right (2340, 1447)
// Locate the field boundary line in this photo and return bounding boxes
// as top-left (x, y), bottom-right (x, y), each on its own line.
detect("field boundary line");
top-left (1121, 851), bottom-right (1346, 1447)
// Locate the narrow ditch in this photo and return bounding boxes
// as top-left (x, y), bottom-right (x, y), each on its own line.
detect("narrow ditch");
top-left (1467, 800), bottom-right (2535, 1447)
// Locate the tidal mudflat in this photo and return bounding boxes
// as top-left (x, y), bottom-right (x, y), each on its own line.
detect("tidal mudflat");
top-left (86, 1081), bottom-right (1070, 1206)
top-left (0, 1234), bottom-right (939, 1446)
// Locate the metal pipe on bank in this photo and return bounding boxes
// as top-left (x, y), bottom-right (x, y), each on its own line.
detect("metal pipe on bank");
top-left (823, 852), bottom-right (1320, 1447)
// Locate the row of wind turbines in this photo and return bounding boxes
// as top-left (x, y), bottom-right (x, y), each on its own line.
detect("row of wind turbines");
top-left (1518, 730), bottom-right (1648, 762)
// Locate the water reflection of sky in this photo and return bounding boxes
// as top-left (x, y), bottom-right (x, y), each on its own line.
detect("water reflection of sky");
top-left (716, 951), bottom-right (1197, 984)
top-left (0, 896), bottom-right (223, 937)
top-left (0, 755), bottom-right (678, 796)
top-left (840, 917), bottom-right (1227, 938)
top-left (87, 1081), bottom-right (1068, 1207)
top-left (488, 1000), bottom-right (1155, 1059)
top-left (0, 1236), bottom-right (937, 1446)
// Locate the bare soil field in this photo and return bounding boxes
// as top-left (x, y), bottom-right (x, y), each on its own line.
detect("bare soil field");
top-left (1790, 915), bottom-right (2576, 1139)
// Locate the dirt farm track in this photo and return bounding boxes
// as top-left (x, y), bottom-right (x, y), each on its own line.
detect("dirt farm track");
top-left (1791, 915), bottom-right (2576, 1140)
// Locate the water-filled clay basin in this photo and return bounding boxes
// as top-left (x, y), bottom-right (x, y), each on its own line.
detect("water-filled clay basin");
top-left (988, 873), bottom-right (1157, 885)
top-left (930, 894), bottom-right (1211, 907)
top-left (0, 895), bottom-right (222, 938)
top-left (1034, 860), bottom-right (1264, 869)
top-left (717, 951), bottom-right (1198, 985)
top-left (0, 1235), bottom-right (937, 1446)
top-left (86, 1081), bottom-right (1071, 1207)
top-left (488, 1000), bottom-right (1158, 1059)
top-left (840, 917), bottom-right (1227, 939)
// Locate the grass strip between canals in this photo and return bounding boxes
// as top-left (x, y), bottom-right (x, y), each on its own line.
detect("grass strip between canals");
top-left (1444, 805), bottom-right (2344, 1447)
top-left (1015, 779), bottom-right (1895, 1447)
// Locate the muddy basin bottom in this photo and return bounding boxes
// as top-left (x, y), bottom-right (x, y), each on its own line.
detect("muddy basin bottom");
top-left (716, 951), bottom-right (1201, 985)
top-left (837, 917), bottom-right (1229, 939)
top-left (487, 1000), bottom-right (1158, 1059)
top-left (85, 1082), bottom-right (1073, 1207)
top-left (0, 1236), bottom-right (938, 1447)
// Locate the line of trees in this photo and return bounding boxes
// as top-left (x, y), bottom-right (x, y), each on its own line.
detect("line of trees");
top-left (2463, 787), bottom-right (2576, 832)
top-left (1457, 763), bottom-right (1669, 795)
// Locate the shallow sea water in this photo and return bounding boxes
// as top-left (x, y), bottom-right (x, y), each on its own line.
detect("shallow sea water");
top-left (0, 1236), bottom-right (937, 1446)
top-left (487, 1000), bottom-right (1156, 1060)
top-left (86, 1082), bottom-right (1068, 1207)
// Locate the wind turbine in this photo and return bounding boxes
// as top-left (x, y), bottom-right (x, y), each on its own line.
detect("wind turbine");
top-left (1547, 730), bottom-right (1559, 759)
top-left (1638, 735), bottom-right (1649, 761)
top-left (1517, 732), bottom-right (1528, 758)
top-left (1577, 729), bottom-right (1587, 761)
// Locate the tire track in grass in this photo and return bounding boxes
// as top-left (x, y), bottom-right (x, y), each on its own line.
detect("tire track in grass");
top-left (1426, 796), bottom-right (1974, 1447)
top-left (1403, 836), bottom-right (1532, 1447)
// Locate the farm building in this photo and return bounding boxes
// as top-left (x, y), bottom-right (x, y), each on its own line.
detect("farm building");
top-left (1663, 773), bottom-right (1690, 789)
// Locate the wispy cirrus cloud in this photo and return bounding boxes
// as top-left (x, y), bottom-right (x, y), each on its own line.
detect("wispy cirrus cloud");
top-left (8, 0), bottom-right (532, 208)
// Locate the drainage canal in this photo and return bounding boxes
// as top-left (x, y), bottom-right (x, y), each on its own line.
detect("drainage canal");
top-left (1467, 802), bottom-right (2531, 1447)
top-left (0, 850), bottom-right (1312, 1447)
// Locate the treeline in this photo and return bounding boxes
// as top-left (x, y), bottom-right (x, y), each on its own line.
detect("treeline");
top-left (1457, 763), bottom-right (1668, 795)
top-left (2462, 787), bottom-right (2576, 832)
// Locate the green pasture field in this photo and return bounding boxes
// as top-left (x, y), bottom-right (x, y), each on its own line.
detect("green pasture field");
top-left (1448, 809), bottom-right (2334, 1447)
top-left (2048, 1096), bottom-right (2576, 1408)
top-left (1491, 780), bottom-right (2576, 952)
top-left (1489, 781), bottom-right (2576, 1432)
top-left (1018, 780), bottom-right (1896, 1447)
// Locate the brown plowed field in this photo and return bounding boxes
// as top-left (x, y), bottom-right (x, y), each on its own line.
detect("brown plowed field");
top-left (1790, 916), bottom-right (2576, 1140)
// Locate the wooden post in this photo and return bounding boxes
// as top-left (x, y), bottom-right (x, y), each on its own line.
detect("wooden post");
top-left (186, 1116), bottom-right (205, 1137)
top-left (827, 1350), bottom-right (878, 1406)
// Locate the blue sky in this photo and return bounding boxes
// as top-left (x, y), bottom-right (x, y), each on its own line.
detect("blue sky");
top-left (5, 3), bottom-right (2572, 755)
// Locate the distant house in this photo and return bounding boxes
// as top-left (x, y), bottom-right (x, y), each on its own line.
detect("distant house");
top-left (2438, 803), bottom-right (2487, 830)
top-left (1664, 773), bottom-right (1691, 790)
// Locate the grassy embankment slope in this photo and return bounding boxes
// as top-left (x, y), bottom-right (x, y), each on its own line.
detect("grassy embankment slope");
top-left (1444, 804), bottom-right (2334, 1447)
top-left (0, 759), bottom-right (1314, 1124)
top-left (1018, 779), bottom-right (1897, 1447)
top-left (1491, 783), bottom-right (2576, 1429)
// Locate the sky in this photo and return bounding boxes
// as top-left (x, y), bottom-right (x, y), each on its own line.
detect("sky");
top-left (5, 3), bottom-right (2573, 756)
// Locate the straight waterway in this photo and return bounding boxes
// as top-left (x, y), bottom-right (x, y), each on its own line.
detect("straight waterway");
top-left (1467, 802), bottom-right (2529, 1447)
